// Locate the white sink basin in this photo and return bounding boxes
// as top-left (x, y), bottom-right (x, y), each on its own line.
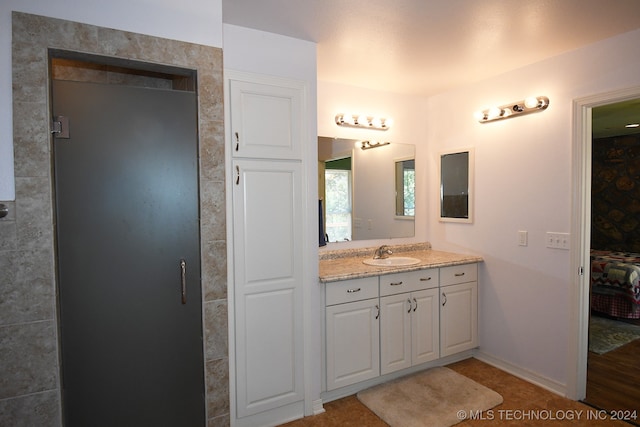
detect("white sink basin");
top-left (362, 256), bottom-right (421, 267)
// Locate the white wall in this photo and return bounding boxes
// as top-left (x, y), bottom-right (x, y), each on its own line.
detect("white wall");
top-left (317, 82), bottom-right (429, 249)
top-left (426, 28), bottom-right (640, 390)
top-left (0, 0), bottom-right (223, 200)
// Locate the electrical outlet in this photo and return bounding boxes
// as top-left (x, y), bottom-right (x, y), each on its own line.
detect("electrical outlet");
top-left (546, 232), bottom-right (570, 250)
top-left (518, 230), bottom-right (528, 246)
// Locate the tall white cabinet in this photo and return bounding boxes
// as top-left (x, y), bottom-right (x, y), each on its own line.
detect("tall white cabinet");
top-left (227, 72), bottom-right (308, 425)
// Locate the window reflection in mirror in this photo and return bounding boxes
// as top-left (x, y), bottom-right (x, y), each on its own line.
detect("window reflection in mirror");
top-left (324, 158), bottom-right (352, 242)
top-left (395, 159), bottom-right (415, 217)
top-left (439, 148), bottom-right (473, 223)
top-left (318, 137), bottom-right (415, 242)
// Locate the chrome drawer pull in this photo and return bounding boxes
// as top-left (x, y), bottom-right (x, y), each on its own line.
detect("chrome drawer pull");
top-left (390, 281), bottom-right (403, 286)
top-left (454, 272), bottom-right (465, 277)
top-left (420, 277), bottom-right (432, 281)
top-left (346, 288), bottom-right (361, 293)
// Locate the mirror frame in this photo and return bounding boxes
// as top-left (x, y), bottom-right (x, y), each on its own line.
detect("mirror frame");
top-left (439, 147), bottom-right (474, 223)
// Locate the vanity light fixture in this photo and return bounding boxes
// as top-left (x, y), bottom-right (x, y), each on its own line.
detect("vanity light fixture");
top-left (356, 140), bottom-right (391, 150)
top-left (475, 96), bottom-right (549, 123)
top-left (335, 113), bottom-right (391, 131)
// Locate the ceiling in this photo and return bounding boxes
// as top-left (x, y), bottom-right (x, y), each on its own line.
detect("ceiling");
top-left (222, 1), bottom-right (640, 138)
top-left (593, 99), bottom-right (640, 139)
top-left (222, 0), bottom-right (640, 97)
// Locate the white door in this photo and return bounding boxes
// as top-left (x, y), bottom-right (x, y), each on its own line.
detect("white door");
top-left (326, 299), bottom-right (380, 390)
top-left (380, 293), bottom-right (412, 375)
top-left (229, 79), bottom-right (303, 160)
top-left (411, 288), bottom-right (439, 364)
top-left (233, 159), bottom-right (304, 417)
top-left (440, 282), bottom-right (478, 357)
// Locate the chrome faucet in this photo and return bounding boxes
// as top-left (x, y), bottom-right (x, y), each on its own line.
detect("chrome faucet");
top-left (373, 245), bottom-right (393, 259)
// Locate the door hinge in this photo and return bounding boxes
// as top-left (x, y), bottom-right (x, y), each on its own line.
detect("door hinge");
top-left (51, 116), bottom-right (70, 139)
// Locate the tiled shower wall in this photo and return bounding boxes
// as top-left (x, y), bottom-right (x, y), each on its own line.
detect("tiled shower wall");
top-left (0, 12), bottom-right (228, 426)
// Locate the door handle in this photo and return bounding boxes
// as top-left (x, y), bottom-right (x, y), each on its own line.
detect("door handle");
top-left (180, 259), bottom-right (187, 304)
top-left (413, 297), bottom-right (417, 312)
top-left (442, 292), bottom-right (447, 306)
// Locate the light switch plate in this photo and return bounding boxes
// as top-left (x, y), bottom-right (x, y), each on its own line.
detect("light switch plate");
top-left (546, 232), bottom-right (570, 249)
top-left (518, 230), bottom-right (528, 246)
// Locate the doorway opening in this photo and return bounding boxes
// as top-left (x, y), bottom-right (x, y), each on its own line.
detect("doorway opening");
top-left (584, 98), bottom-right (640, 419)
top-left (569, 87), bottom-right (640, 418)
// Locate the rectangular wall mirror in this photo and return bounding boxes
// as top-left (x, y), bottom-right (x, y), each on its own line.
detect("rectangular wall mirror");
top-left (439, 148), bottom-right (474, 223)
top-left (318, 137), bottom-right (415, 242)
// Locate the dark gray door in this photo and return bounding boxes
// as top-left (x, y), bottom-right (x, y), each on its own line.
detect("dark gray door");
top-left (53, 80), bottom-right (204, 426)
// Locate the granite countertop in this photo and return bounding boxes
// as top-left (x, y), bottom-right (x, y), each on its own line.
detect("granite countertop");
top-left (319, 243), bottom-right (483, 283)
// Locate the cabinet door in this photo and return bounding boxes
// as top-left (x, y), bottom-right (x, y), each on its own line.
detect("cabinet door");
top-left (233, 159), bottom-right (304, 416)
top-left (380, 293), bottom-right (412, 375)
top-left (440, 281), bottom-right (478, 357)
top-left (229, 79), bottom-right (303, 159)
top-left (411, 288), bottom-right (439, 365)
top-left (326, 299), bottom-right (380, 390)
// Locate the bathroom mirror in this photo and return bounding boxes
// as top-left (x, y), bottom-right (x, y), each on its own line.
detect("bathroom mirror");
top-left (318, 137), bottom-right (415, 242)
top-left (439, 148), bottom-right (474, 223)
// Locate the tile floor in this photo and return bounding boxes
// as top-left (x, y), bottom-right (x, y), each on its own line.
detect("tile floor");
top-left (281, 358), bottom-right (633, 426)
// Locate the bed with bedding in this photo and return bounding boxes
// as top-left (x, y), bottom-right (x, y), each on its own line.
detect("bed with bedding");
top-left (591, 250), bottom-right (640, 319)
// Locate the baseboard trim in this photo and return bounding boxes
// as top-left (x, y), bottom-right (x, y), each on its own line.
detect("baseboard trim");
top-left (473, 350), bottom-right (567, 397)
top-left (312, 399), bottom-right (325, 415)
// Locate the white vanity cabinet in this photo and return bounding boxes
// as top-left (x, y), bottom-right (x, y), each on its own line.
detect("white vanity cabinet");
top-left (439, 263), bottom-right (478, 357)
top-left (379, 269), bottom-right (439, 375)
top-left (323, 261), bottom-right (479, 395)
top-left (325, 277), bottom-right (380, 391)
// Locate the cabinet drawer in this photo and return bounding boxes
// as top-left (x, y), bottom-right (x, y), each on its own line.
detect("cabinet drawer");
top-left (380, 268), bottom-right (439, 296)
top-left (440, 263), bottom-right (477, 286)
top-left (326, 276), bottom-right (378, 306)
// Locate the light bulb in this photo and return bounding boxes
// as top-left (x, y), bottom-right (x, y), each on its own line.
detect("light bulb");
top-left (487, 107), bottom-right (501, 120)
top-left (524, 97), bottom-right (539, 109)
top-left (355, 140), bottom-right (363, 149)
top-left (474, 111), bottom-right (486, 121)
top-left (502, 108), bottom-right (512, 118)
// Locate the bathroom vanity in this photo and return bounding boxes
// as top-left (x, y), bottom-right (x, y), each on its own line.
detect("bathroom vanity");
top-left (319, 243), bottom-right (482, 400)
